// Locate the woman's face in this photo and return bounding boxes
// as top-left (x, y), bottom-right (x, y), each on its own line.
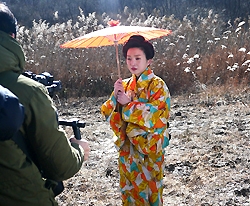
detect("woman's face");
top-left (126, 47), bottom-right (152, 77)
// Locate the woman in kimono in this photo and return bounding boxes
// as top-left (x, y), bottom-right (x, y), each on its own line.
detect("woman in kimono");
top-left (101, 35), bottom-right (171, 206)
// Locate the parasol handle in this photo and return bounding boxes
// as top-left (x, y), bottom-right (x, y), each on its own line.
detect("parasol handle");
top-left (114, 41), bottom-right (121, 78)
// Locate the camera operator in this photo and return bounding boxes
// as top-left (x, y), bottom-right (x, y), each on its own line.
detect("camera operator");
top-left (0, 3), bottom-right (90, 205)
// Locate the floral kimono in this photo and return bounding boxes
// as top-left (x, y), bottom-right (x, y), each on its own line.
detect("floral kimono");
top-left (101, 67), bottom-right (170, 206)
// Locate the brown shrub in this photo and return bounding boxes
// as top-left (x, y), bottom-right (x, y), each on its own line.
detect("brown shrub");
top-left (17, 9), bottom-right (250, 98)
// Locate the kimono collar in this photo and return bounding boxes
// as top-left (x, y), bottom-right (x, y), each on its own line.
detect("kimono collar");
top-left (127, 67), bottom-right (154, 91)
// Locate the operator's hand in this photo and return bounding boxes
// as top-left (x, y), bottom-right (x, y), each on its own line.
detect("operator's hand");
top-left (70, 137), bottom-right (90, 161)
top-left (114, 78), bottom-right (124, 98)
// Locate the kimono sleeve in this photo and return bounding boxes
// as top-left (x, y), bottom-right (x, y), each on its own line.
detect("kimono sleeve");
top-left (100, 93), bottom-right (127, 150)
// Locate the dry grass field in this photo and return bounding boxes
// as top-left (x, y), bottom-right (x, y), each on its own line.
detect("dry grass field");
top-left (18, 9), bottom-right (250, 97)
top-left (55, 87), bottom-right (250, 206)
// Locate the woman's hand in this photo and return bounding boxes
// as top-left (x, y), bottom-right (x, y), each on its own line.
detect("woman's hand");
top-left (114, 78), bottom-right (130, 105)
top-left (117, 91), bottom-right (130, 105)
top-left (114, 78), bottom-right (124, 98)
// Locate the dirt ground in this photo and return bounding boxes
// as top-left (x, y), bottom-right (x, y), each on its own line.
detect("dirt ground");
top-left (55, 89), bottom-right (250, 206)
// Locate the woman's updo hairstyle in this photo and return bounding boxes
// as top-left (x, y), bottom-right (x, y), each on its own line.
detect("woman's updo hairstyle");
top-left (122, 35), bottom-right (154, 60)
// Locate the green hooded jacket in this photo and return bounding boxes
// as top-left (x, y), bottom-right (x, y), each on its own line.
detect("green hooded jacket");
top-left (0, 31), bottom-right (85, 205)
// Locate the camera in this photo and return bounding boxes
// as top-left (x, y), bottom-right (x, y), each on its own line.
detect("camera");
top-left (23, 71), bottom-right (62, 97)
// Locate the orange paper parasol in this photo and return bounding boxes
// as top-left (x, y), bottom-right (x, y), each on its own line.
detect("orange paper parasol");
top-left (60, 20), bottom-right (172, 77)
